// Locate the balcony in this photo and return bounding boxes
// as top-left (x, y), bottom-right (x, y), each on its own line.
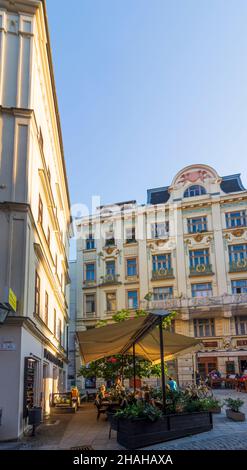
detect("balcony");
top-left (83, 280), bottom-right (96, 288)
top-left (151, 268), bottom-right (174, 280)
top-left (140, 293), bottom-right (247, 312)
top-left (99, 274), bottom-right (121, 286)
top-left (229, 260), bottom-right (247, 273)
top-left (189, 264), bottom-right (213, 276)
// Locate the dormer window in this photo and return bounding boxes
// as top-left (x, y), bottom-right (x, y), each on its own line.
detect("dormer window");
top-left (184, 185), bottom-right (206, 198)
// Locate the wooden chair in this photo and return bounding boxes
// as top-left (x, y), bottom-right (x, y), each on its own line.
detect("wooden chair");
top-left (94, 399), bottom-right (108, 420)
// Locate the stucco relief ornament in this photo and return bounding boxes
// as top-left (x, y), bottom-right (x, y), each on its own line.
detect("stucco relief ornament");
top-left (178, 170), bottom-right (210, 185)
top-left (222, 337), bottom-right (232, 350)
top-left (193, 233), bottom-right (204, 243)
top-left (232, 228), bottom-right (245, 238)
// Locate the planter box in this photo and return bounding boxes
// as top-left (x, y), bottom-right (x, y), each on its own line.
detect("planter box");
top-left (117, 412), bottom-right (213, 449)
top-left (208, 407), bottom-right (221, 414)
top-left (226, 409), bottom-right (245, 421)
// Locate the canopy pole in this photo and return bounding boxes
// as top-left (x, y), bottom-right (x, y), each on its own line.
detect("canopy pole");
top-left (159, 316), bottom-right (166, 413)
top-left (133, 342), bottom-right (136, 393)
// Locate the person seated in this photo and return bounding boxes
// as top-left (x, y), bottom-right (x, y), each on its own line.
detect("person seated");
top-left (143, 391), bottom-right (155, 406)
top-left (114, 376), bottom-right (125, 392)
top-left (134, 390), bottom-right (143, 402)
top-left (97, 384), bottom-right (109, 401)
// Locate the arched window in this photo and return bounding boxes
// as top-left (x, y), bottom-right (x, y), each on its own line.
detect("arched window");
top-left (184, 185), bottom-right (206, 198)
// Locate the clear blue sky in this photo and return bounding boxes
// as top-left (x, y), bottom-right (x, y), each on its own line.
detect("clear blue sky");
top-left (47, 0), bottom-right (247, 209)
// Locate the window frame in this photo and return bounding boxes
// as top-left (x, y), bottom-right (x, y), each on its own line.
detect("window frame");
top-left (193, 318), bottom-right (215, 337)
top-left (184, 185), bottom-right (206, 198)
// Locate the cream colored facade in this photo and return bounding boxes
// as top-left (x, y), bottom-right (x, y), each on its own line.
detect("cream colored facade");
top-left (0, 0), bottom-right (71, 439)
top-left (72, 164), bottom-right (247, 386)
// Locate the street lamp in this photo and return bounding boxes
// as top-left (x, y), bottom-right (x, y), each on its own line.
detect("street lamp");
top-left (0, 308), bottom-right (10, 325)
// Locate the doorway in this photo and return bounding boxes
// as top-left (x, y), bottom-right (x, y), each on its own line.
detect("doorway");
top-left (197, 357), bottom-right (218, 378)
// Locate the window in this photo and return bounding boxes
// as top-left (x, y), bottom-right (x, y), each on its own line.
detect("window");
top-left (184, 185), bottom-right (206, 198)
top-left (106, 260), bottom-right (115, 276)
top-left (192, 283), bottom-right (212, 297)
top-left (85, 263), bottom-right (95, 281)
top-left (189, 249), bottom-right (209, 267)
top-left (106, 292), bottom-right (116, 312)
top-left (151, 222), bottom-right (169, 239)
top-left (53, 309), bottom-right (57, 336)
top-left (58, 318), bottom-right (62, 344)
top-left (47, 226), bottom-right (51, 247)
top-left (126, 258), bottom-right (137, 276)
top-left (193, 319), bottom-right (215, 337)
top-left (226, 211), bottom-right (246, 228)
top-left (85, 294), bottom-right (95, 314)
top-left (45, 291), bottom-right (49, 325)
top-left (127, 291), bottom-right (138, 309)
top-left (86, 233), bottom-right (95, 250)
top-left (153, 287), bottom-right (173, 301)
top-left (226, 361), bottom-right (235, 374)
top-left (38, 195), bottom-right (43, 225)
top-left (187, 216), bottom-right (207, 233)
top-left (125, 227), bottom-right (136, 243)
top-left (235, 316), bottom-right (247, 335)
top-left (105, 229), bottom-right (115, 246)
top-left (34, 271), bottom-right (40, 316)
top-left (152, 254), bottom-right (171, 271)
top-left (232, 279), bottom-right (247, 294)
top-left (229, 244), bottom-right (247, 263)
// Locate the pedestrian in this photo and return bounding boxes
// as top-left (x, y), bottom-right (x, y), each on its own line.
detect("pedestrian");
top-left (168, 376), bottom-right (178, 392)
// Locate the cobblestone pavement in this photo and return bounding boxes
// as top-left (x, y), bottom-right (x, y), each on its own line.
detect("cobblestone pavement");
top-left (0, 390), bottom-right (247, 450)
top-left (145, 390), bottom-right (247, 450)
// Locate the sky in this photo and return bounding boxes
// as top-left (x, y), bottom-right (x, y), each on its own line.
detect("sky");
top-left (46, 0), bottom-right (247, 255)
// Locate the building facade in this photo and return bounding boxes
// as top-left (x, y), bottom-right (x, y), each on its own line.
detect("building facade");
top-left (0, 0), bottom-right (71, 440)
top-left (72, 164), bottom-right (247, 386)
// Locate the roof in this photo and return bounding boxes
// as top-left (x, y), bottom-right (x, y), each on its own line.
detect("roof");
top-left (147, 186), bottom-right (170, 205)
top-left (220, 174), bottom-right (246, 194)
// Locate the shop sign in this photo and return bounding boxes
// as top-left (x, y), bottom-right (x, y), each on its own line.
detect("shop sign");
top-left (0, 288), bottom-right (17, 312)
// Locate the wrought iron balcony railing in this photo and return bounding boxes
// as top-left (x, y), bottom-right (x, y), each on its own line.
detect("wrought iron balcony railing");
top-left (151, 268), bottom-right (174, 280)
top-left (83, 279), bottom-right (96, 287)
top-left (140, 293), bottom-right (247, 311)
top-left (100, 274), bottom-right (121, 285)
top-left (189, 264), bottom-right (213, 276)
top-left (229, 260), bottom-right (247, 273)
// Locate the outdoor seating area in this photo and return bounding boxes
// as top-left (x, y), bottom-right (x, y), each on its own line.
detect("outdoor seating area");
top-left (210, 376), bottom-right (247, 392)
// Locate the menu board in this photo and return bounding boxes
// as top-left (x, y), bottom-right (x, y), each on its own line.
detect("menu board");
top-left (23, 357), bottom-right (36, 417)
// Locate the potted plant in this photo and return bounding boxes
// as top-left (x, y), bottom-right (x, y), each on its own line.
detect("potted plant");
top-left (224, 398), bottom-right (245, 421)
top-left (200, 397), bottom-right (222, 414)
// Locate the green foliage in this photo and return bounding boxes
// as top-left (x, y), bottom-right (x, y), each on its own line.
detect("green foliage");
top-left (112, 309), bottom-right (130, 323)
top-left (224, 398), bottom-right (244, 412)
top-left (162, 311), bottom-right (177, 329)
top-left (199, 397), bottom-right (221, 411)
top-left (135, 309), bottom-right (147, 318)
top-left (184, 399), bottom-right (205, 413)
top-left (96, 319), bottom-right (108, 328)
top-left (144, 292), bottom-right (153, 301)
top-left (115, 401), bottom-right (162, 422)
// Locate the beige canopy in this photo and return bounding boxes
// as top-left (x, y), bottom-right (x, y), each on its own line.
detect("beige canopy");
top-left (76, 317), bottom-right (200, 364)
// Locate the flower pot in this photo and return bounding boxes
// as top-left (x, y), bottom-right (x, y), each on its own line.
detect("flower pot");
top-left (226, 409), bottom-right (245, 421)
top-left (208, 407), bottom-right (221, 414)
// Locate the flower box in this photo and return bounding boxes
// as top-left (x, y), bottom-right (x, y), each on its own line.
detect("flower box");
top-left (226, 409), bottom-right (245, 421)
top-left (117, 411), bottom-right (213, 449)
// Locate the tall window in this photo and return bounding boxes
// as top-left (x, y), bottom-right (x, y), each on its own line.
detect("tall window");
top-left (192, 283), bottom-right (212, 297)
top-left (151, 222), bottom-right (169, 239)
top-left (125, 227), bottom-right (136, 243)
top-left (85, 294), bottom-right (95, 314)
top-left (34, 271), bottom-right (40, 316)
top-left (105, 227), bottom-right (115, 246)
top-left (58, 318), bottom-right (62, 344)
top-left (153, 287), bottom-right (173, 301)
top-left (193, 319), bottom-right (215, 337)
top-left (232, 279), bottom-right (247, 294)
top-left (229, 244), bottom-right (247, 263)
top-left (189, 249), bottom-right (209, 267)
top-left (152, 254), bottom-right (171, 271)
top-left (106, 260), bottom-right (115, 276)
top-left (85, 263), bottom-right (95, 281)
top-left (47, 226), bottom-right (51, 247)
top-left (86, 233), bottom-right (95, 250)
top-left (38, 195), bottom-right (43, 225)
top-left (127, 291), bottom-right (138, 309)
top-left (126, 258), bottom-right (137, 276)
top-left (184, 185), bottom-right (206, 198)
top-left (235, 316), bottom-right (247, 335)
top-left (187, 216), bottom-right (207, 233)
top-left (226, 211), bottom-right (246, 228)
top-left (53, 309), bottom-right (57, 336)
top-left (45, 291), bottom-right (49, 325)
top-left (106, 292), bottom-right (116, 312)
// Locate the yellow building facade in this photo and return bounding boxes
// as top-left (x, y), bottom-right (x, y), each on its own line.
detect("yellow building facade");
top-left (73, 164), bottom-right (247, 385)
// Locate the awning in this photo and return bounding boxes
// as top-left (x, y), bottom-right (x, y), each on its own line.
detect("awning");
top-left (76, 317), bottom-right (200, 364)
